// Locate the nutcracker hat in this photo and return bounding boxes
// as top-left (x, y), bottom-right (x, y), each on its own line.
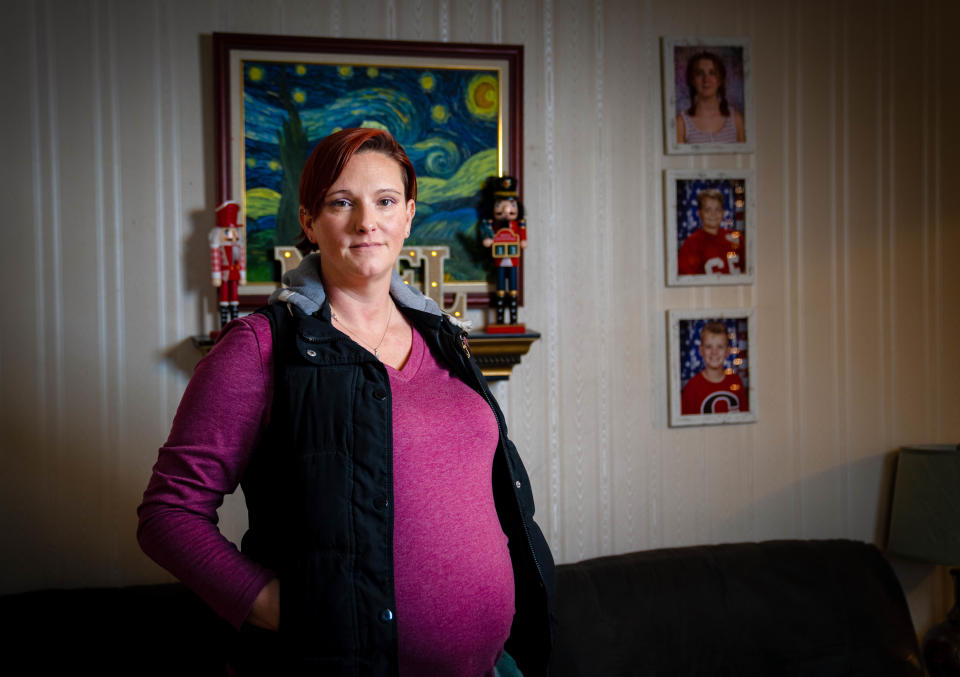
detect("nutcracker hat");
top-left (216, 200), bottom-right (240, 229)
top-left (492, 176), bottom-right (519, 199)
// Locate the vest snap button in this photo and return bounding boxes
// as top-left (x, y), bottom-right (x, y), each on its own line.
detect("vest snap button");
top-left (380, 608), bottom-right (394, 622)
top-left (373, 389), bottom-right (387, 401)
top-left (515, 480), bottom-right (521, 489)
top-left (306, 349), bottom-right (317, 357)
top-left (374, 497), bottom-right (389, 510)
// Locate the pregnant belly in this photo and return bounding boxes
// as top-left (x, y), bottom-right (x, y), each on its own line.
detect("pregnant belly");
top-left (393, 495), bottom-right (515, 677)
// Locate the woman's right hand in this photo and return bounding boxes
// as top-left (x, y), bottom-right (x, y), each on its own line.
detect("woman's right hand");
top-left (246, 578), bottom-right (280, 631)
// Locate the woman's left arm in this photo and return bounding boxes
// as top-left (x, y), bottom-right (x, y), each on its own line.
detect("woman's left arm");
top-left (136, 316), bottom-right (276, 629)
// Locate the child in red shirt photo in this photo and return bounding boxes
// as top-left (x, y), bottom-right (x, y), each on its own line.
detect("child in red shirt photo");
top-left (681, 321), bottom-right (748, 415)
top-left (677, 188), bottom-right (743, 276)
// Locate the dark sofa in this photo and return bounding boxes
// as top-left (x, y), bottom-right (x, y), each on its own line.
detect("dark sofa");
top-left (1, 539), bottom-right (922, 675)
top-left (553, 539), bottom-right (923, 677)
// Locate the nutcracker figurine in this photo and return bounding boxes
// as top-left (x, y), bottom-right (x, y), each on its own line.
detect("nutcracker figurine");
top-left (210, 200), bottom-right (245, 329)
top-left (480, 176), bottom-right (527, 331)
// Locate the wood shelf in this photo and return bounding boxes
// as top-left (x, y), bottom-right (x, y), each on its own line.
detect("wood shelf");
top-left (465, 331), bottom-right (540, 381)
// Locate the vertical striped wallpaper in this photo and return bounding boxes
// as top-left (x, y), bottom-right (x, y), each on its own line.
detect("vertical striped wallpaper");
top-left (0, 0), bottom-right (957, 635)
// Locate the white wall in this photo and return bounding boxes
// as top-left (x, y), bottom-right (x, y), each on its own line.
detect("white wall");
top-left (2, 0), bottom-right (958, 638)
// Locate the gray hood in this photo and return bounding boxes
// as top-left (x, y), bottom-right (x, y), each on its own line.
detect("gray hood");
top-left (268, 252), bottom-right (444, 318)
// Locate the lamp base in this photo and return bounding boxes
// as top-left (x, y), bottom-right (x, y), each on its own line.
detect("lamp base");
top-left (923, 568), bottom-right (960, 677)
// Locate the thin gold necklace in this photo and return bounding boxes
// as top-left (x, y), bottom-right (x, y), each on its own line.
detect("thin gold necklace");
top-left (330, 301), bottom-right (393, 360)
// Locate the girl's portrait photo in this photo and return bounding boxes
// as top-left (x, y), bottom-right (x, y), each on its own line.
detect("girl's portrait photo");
top-left (662, 37), bottom-right (754, 154)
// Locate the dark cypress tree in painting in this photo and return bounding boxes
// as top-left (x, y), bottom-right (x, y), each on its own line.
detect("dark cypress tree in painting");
top-left (275, 75), bottom-right (309, 248)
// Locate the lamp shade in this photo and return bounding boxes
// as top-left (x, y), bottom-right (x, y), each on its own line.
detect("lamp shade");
top-left (887, 445), bottom-right (960, 564)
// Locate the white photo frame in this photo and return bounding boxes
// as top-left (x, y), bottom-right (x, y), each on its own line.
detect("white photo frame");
top-left (669, 308), bottom-right (757, 427)
top-left (662, 37), bottom-right (754, 154)
top-left (665, 169), bottom-right (756, 286)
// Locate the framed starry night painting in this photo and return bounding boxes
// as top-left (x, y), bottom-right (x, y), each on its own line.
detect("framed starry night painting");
top-left (668, 308), bottom-right (757, 427)
top-left (213, 33), bottom-right (523, 305)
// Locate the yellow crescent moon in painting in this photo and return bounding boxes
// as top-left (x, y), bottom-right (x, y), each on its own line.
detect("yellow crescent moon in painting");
top-left (466, 74), bottom-right (498, 119)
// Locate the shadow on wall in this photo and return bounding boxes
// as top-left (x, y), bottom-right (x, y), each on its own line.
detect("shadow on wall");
top-left (160, 337), bottom-right (204, 381)
top-left (169, 205), bottom-right (241, 380)
top-left (192, 32), bottom-right (219, 335)
top-left (186, 207), bottom-right (218, 336)
top-left (716, 448), bottom-right (946, 636)
top-left (2, 402), bottom-right (169, 592)
top-left (715, 450), bottom-right (900, 546)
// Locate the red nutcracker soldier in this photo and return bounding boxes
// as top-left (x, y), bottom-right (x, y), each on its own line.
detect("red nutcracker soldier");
top-left (480, 176), bottom-right (527, 332)
top-left (210, 200), bottom-right (245, 329)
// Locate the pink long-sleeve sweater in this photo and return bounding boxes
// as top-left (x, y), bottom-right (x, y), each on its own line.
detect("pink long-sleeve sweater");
top-left (137, 314), bottom-right (514, 677)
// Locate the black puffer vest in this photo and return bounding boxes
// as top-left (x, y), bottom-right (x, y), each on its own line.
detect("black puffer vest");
top-left (238, 300), bottom-right (555, 676)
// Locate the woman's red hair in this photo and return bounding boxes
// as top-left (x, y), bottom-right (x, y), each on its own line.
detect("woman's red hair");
top-left (297, 127), bottom-right (417, 254)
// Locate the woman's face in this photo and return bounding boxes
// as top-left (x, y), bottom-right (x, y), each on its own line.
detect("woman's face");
top-left (300, 151), bottom-right (415, 287)
top-left (691, 58), bottom-right (721, 98)
top-left (698, 197), bottom-right (724, 234)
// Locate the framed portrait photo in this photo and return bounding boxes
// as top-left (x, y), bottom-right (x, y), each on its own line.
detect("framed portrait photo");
top-left (213, 33), bottom-right (523, 304)
top-left (662, 37), bottom-right (754, 154)
top-left (665, 169), bottom-right (755, 286)
top-left (668, 308), bottom-right (757, 427)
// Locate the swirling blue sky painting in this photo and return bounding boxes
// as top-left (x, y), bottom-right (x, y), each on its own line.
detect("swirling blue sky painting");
top-left (240, 58), bottom-right (501, 283)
